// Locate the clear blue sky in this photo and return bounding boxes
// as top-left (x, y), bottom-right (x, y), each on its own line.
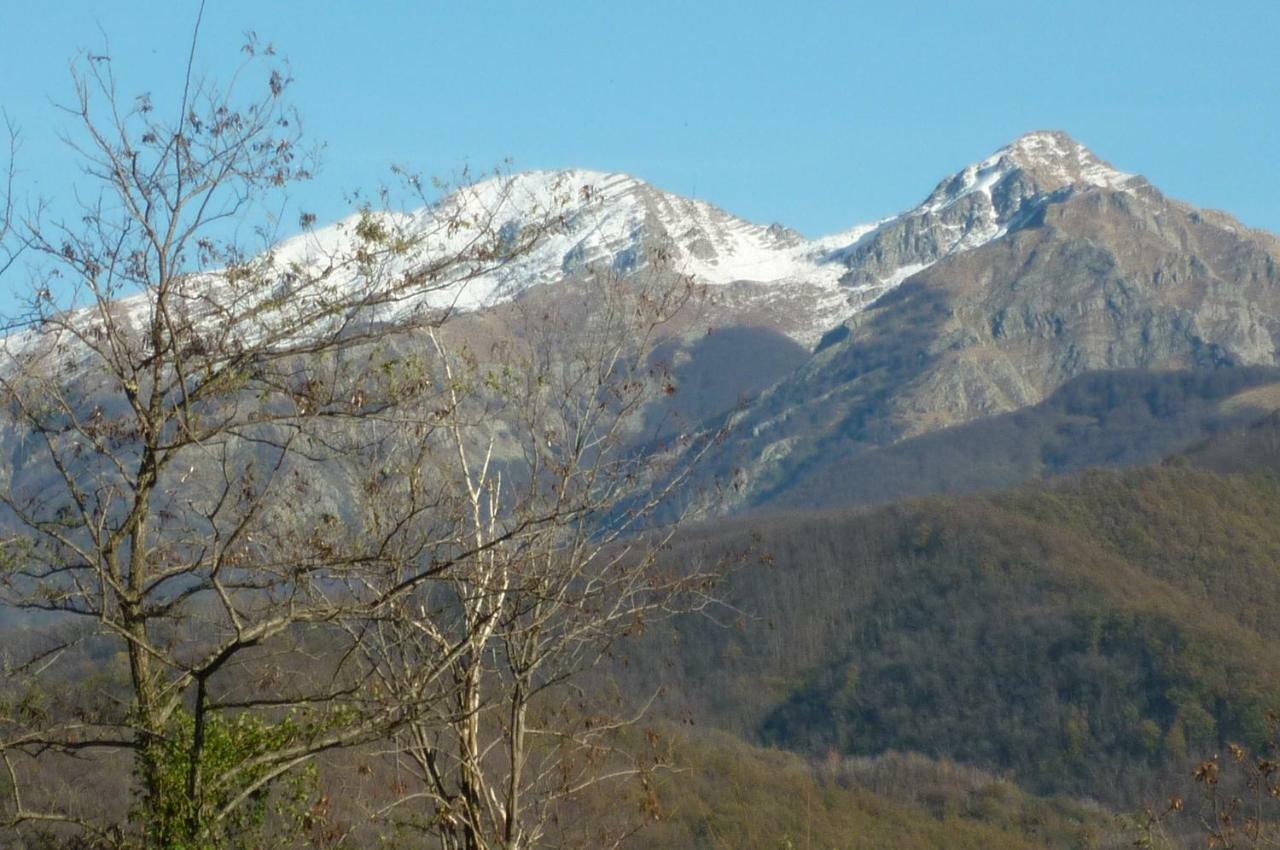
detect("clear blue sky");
top-left (1, 0), bottom-right (1278, 245)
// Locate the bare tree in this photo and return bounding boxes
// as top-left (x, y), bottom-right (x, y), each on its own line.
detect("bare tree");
top-left (345, 265), bottom-right (730, 850)
top-left (0, 24), bottom-right (727, 850)
top-left (0, 34), bottom-right (575, 849)
top-left (1133, 716), bottom-right (1280, 850)
top-left (0, 112), bottom-right (19, 278)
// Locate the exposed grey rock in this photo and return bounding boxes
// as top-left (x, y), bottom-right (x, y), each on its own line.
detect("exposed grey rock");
top-left (706, 141), bottom-right (1280, 511)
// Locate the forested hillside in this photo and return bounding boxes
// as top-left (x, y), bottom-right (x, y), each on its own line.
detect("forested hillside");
top-left (594, 727), bottom-right (1120, 850)
top-left (626, 416), bottom-right (1280, 810)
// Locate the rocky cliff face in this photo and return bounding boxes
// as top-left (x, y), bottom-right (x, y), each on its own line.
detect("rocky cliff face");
top-left (706, 137), bottom-right (1280, 509)
top-left (828, 131), bottom-right (1140, 301)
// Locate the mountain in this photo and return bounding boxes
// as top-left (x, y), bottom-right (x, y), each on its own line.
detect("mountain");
top-left (13, 130), bottom-right (1280, 519)
top-left (269, 168), bottom-right (861, 348)
top-left (828, 130), bottom-right (1139, 296)
top-left (44, 129), bottom-right (1278, 516)
top-left (267, 131), bottom-right (1145, 352)
top-left (686, 132), bottom-right (1280, 511)
top-left (584, 725), bottom-right (1114, 850)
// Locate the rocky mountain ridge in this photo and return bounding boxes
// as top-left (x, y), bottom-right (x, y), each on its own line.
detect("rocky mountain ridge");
top-left (704, 139), bottom-right (1280, 510)
top-left (264, 131), bottom-right (1147, 349)
top-left (12, 130), bottom-right (1279, 517)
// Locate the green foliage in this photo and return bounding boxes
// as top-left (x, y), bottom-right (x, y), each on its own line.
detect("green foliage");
top-left (138, 709), bottom-right (314, 850)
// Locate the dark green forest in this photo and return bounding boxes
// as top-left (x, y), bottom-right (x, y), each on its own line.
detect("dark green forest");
top-left (619, 412), bottom-right (1280, 828)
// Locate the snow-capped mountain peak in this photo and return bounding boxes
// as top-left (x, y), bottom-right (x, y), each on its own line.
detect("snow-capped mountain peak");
top-left (921, 131), bottom-right (1136, 215)
top-left (1002, 130), bottom-right (1137, 190)
top-left (825, 131), bottom-right (1145, 302)
top-left (110, 132), bottom-right (1146, 354)
top-left (264, 166), bottom-right (873, 346)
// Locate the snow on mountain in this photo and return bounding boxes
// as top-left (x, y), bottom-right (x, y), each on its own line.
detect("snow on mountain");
top-left (924, 131), bottom-right (1137, 213)
top-left (824, 131), bottom-right (1144, 305)
top-left (7, 131), bottom-right (1142, 358)
top-left (230, 130), bottom-right (1148, 350)
top-left (274, 168), bottom-right (837, 294)
top-left (264, 168), bottom-right (868, 347)
top-left (1003, 130), bottom-right (1137, 190)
